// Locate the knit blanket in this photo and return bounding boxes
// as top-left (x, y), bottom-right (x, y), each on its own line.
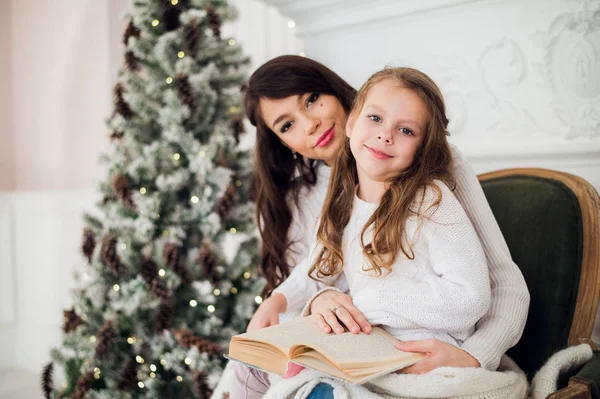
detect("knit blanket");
top-left (261, 344), bottom-right (593, 399)
top-left (210, 344), bottom-right (593, 399)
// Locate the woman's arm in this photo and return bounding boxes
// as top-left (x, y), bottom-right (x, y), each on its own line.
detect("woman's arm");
top-left (449, 146), bottom-right (530, 370)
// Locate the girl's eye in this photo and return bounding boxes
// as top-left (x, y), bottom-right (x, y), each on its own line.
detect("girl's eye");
top-left (399, 127), bottom-right (414, 136)
top-left (368, 115), bottom-right (382, 123)
top-left (306, 93), bottom-right (320, 107)
top-left (281, 121), bottom-right (293, 133)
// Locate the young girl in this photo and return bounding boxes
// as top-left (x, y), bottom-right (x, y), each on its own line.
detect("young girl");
top-left (233, 67), bottom-right (493, 397)
top-left (274, 66), bottom-right (490, 350)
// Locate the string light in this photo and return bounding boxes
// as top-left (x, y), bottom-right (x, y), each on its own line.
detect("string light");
top-left (121, 243), bottom-right (127, 250)
top-left (152, 19), bottom-right (160, 27)
top-left (213, 289), bottom-right (220, 296)
top-left (158, 269), bottom-right (166, 277)
top-left (136, 355), bottom-right (145, 364)
top-left (177, 51), bottom-right (185, 58)
top-left (176, 376), bottom-right (183, 382)
top-left (138, 381), bottom-right (145, 388)
top-left (184, 357), bottom-right (192, 365)
top-left (288, 20), bottom-right (296, 28)
top-left (231, 287), bottom-right (238, 294)
top-left (81, 314), bottom-right (87, 321)
top-left (171, 0), bottom-right (179, 4)
top-left (160, 359), bottom-right (167, 366)
top-left (255, 296), bottom-right (263, 304)
top-left (235, 180), bottom-right (242, 187)
top-left (190, 300), bottom-right (198, 307)
top-left (199, 150), bottom-right (206, 157)
top-left (90, 335), bottom-right (96, 343)
top-left (94, 367), bottom-right (101, 379)
top-left (229, 227), bottom-right (237, 234)
top-left (113, 284), bottom-right (120, 292)
top-left (140, 187), bottom-right (147, 194)
top-left (207, 305), bottom-right (215, 313)
top-left (127, 337), bottom-right (136, 344)
top-left (166, 77), bottom-right (173, 84)
top-left (150, 364), bottom-right (157, 372)
top-left (243, 271), bottom-right (251, 279)
top-left (150, 372), bottom-right (156, 378)
top-left (190, 196), bottom-right (199, 204)
top-left (228, 39), bottom-right (236, 46)
top-left (162, 230), bottom-right (169, 236)
top-left (173, 153), bottom-right (180, 161)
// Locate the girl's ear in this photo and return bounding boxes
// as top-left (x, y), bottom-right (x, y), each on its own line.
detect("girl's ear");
top-left (345, 111), bottom-right (357, 138)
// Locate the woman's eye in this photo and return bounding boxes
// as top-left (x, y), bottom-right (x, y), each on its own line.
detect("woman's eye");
top-left (281, 121), bottom-right (293, 133)
top-left (368, 115), bottom-right (382, 123)
top-left (399, 127), bottom-right (414, 136)
top-left (306, 93), bottom-right (320, 107)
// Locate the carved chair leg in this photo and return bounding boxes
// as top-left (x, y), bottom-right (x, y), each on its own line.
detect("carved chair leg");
top-left (547, 377), bottom-right (592, 399)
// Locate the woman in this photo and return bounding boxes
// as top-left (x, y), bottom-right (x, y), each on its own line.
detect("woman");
top-left (233, 55), bottom-right (529, 396)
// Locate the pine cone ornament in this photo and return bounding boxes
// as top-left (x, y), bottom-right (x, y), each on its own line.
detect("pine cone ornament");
top-left (109, 131), bottom-right (124, 141)
top-left (194, 371), bottom-right (213, 399)
top-left (175, 329), bottom-right (221, 356)
top-left (161, 0), bottom-right (182, 31)
top-left (183, 19), bottom-right (201, 55)
top-left (163, 243), bottom-right (190, 283)
top-left (174, 74), bottom-right (197, 113)
top-left (117, 358), bottom-right (138, 391)
top-left (199, 243), bottom-right (218, 285)
top-left (151, 278), bottom-right (170, 299)
top-left (82, 228), bottom-right (96, 264)
top-left (216, 183), bottom-right (236, 220)
top-left (111, 174), bottom-right (135, 208)
top-left (114, 83), bottom-right (135, 120)
top-left (72, 371), bottom-right (95, 399)
top-left (140, 258), bottom-right (158, 285)
top-left (123, 19), bottom-right (141, 46)
top-left (205, 7), bottom-right (221, 39)
top-left (95, 320), bottom-right (116, 360)
top-left (62, 308), bottom-right (84, 333)
top-left (125, 51), bottom-right (140, 72)
top-left (156, 299), bottom-right (174, 332)
top-left (41, 362), bottom-right (54, 399)
top-left (100, 236), bottom-right (127, 277)
top-left (231, 117), bottom-right (244, 145)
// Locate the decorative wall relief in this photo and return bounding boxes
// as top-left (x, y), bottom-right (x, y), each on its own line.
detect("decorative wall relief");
top-left (533, 0), bottom-right (600, 138)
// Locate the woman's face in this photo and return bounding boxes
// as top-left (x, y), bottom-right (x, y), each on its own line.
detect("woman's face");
top-left (259, 93), bottom-right (347, 165)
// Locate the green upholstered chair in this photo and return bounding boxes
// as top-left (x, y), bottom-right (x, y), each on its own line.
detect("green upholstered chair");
top-left (478, 168), bottom-right (600, 398)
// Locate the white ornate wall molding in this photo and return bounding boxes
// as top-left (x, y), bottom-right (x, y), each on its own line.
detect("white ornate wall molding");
top-left (261, 0), bottom-right (487, 36)
top-left (533, 0), bottom-right (600, 139)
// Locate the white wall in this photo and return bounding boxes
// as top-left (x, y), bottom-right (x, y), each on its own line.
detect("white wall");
top-left (264, 0), bottom-right (600, 190)
top-left (0, 0), bottom-right (301, 373)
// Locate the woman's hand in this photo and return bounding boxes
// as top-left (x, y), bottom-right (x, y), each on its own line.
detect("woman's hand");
top-left (395, 339), bottom-right (480, 374)
top-left (309, 290), bottom-right (372, 335)
top-left (246, 293), bottom-right (287, 332)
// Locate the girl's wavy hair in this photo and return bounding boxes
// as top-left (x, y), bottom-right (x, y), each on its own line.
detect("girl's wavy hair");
top-left (243, 55), bottom-right (356, 296)
top-left (311, 67), bottom-right (455, 278)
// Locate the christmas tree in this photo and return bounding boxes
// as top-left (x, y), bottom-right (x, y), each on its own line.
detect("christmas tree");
top-left (42, 0), bottom-right (262, 397)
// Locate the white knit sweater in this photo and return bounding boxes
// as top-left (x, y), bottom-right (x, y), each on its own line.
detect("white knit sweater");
top-left (277, 180), bottom-right (491, 346)
top-left (274, 145), bottom-right (530, 370)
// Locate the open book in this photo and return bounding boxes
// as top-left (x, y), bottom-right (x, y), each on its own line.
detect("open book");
top-left (227, 316), bottom-right (425, 384)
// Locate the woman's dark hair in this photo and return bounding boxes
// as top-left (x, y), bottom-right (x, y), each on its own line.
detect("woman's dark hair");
top-left (244, 55), bottom-right (356, 296)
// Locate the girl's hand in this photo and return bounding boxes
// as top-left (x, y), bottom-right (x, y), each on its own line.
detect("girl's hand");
top-left (394, 339), bottom-right (480, 374)
top-left (309, 290), bottom-right (372, 335)
top-left (246, 293), bottom-right (286, 332)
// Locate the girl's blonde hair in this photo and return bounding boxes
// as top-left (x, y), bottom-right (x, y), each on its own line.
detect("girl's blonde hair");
top-left (311, 67), bottom-right (455, 277)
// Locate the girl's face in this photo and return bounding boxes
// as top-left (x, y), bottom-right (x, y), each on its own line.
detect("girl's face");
top-left (347, 80), bottom-right (427, 185)
top-left (259, 93), bottom-right (347, 165)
